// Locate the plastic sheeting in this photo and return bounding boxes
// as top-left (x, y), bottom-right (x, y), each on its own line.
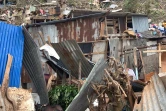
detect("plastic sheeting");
top-left (0, 22), bottom-right (24, 87)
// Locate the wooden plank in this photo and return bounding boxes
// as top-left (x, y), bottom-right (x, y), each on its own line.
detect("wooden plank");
top-left (1, 54), bottom-right (13, 98)
top-left (83, 51), bottom-right (107, 56)
top-left (139, 51), bottom-right (146, 79)
top-left (78, 60), bottom-right (82, 90)
top-left (143, 50), bottom-right (166, 53)
top-left (105, 17), bottom-right (108, 36)
top-left (133, 47), bottom-right (138, 80)
top-left (100, 21), bottom-right (106, 36)
top-left (159, 43), bottom-right (162, 72)
top-left (47, 36), bottom-right (52, 46)
top-left (38, 31), bottom-right (46, 45)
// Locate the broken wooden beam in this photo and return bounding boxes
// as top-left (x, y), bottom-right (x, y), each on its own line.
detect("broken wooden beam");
top-left (1, 54), bottom-right (13, 98)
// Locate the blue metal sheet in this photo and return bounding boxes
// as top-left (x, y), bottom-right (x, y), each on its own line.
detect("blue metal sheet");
top-left (0, 22), bottom-right (24, 87)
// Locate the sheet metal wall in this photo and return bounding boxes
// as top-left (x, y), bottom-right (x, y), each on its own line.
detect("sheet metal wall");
top-left (56, 17), bottom-right (100, 42)
top-left (28, 25), bottom-right (58, 46)
top-left (0, 22), bottom-right (24, 87)
top-left (28, 17), bottom-right (100, 44)
top-left (132, 16), bottom-right (149, 32)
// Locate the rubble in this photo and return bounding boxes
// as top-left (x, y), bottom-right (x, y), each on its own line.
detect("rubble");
top-left (1, 1), bottom-right (166, 111)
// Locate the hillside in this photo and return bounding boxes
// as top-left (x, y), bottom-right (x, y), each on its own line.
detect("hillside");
top-left (64, 0), bottom-right (166, 23)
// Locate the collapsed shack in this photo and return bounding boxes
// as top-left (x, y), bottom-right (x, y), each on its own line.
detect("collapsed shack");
top-left (66, 58), bottom-right (129, 111)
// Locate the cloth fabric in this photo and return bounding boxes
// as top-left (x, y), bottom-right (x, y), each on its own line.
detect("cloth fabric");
top-left (127, 69), bottom-right (136, 80)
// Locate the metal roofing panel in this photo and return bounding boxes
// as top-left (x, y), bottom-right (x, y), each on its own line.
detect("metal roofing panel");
top-left (22, 27), bottom-right (49, 104)
top-left (133, 74), bottom-right (166, 111)
top-left (52, 40), bottom-right (94, 78)
top-left (0, 22), bottom-right (24, 87)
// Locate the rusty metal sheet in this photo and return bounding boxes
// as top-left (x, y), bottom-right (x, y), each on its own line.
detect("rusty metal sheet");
top-left (56, 17), bottom-right (100, 42)
top-left (133, 74), bottom-right (166, 111)
top-left (51, 40), bottom-right (94, 78)
top-left (28, 17), bottom-right (100, 43)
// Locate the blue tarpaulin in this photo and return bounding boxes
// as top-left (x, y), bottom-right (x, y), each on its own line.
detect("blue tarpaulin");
top-left (0, 22), bottom-right (24, 87)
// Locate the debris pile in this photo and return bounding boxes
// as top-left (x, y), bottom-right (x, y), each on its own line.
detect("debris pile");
top-left (1, 1), bottom-right (166, 111)
top-left (89, 58), bottom-right (128, 111)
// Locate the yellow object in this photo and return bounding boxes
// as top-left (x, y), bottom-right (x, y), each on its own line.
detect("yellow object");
top-left (162, 22), bottom-right (166, 28)
top-left (123, 30), bottom-right (136, 36)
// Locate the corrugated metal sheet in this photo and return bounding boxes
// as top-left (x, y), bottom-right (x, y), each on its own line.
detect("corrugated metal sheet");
top-left (132, 16), bottom-right (149, 32)
top-left (28, 17), bottom-right (100, 43)
top-left (22, 27), bottom-right (49, 104)
top-left (133, 74), bottom-right (166, 111)
top-left (57, 17), bottom-right (100, 42)
top-left (28, 25), bottom-right (58, 46)
top-left (0, 22), bottom-right (24, 87)
top-left (66, 59), bottom-right (108, 111)
top-left (51, 40), bottom-right (94, 78)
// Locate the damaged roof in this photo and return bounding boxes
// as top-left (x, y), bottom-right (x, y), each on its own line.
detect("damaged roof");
top-left (133, 74), bottom-right (166, 111)
top-left (27, 12), bottom-right (105, 27)
top-left (51, 40), bottom-right (94, 78)
top-left (71, 9), bottom-right (147, 17)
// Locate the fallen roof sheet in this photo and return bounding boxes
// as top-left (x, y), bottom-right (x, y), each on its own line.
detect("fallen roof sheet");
top-left (52, 40), bottom-right (94, 78)
top-left (0, 22), bottom-right (24, 87)
top-left (22, 26), bottom-right (49, 104)
top-left (133, 74), bottom-right (166, 111)
top-left (42, 50), bottom-right (69, 76)
top-left (66, 59), bottom-right (108, 111)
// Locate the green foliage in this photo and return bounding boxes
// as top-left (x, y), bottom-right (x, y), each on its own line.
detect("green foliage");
top-left (49, 85), bottom-right (78, 110)
top-left (123, 0), bottom-right (139, 13)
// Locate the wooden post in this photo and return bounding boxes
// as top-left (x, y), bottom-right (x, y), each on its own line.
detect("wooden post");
top-left (69, 71), bottom-right (71, 85)
top-left (1, 54), bottom-right (13, 97)
top-left (159, 43), bottom-right (162, 72)
top-left (105, 17), bottom-right (108, 36)
top-left (62, 72), bottom-right (66, 85)
top-left (133, 47), bottom-right (139, 80)
top-left (3, 0), bottom-right (6, 6)
top-left (78, 60), bottom-right (82, 90)
top-left (125, 16), bottom-right (128, 30)
top-left (139, 51), bottom-right (146, 79)
top-left (47, 36), bottom-right (52, 46)
top-left (38, 31), bottom-right (46, 45)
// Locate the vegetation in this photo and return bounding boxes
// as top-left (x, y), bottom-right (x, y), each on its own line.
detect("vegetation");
top-left (49, 85), bottom-right (78, 110)
top-left (123, 0), bottom-right (166, 22)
